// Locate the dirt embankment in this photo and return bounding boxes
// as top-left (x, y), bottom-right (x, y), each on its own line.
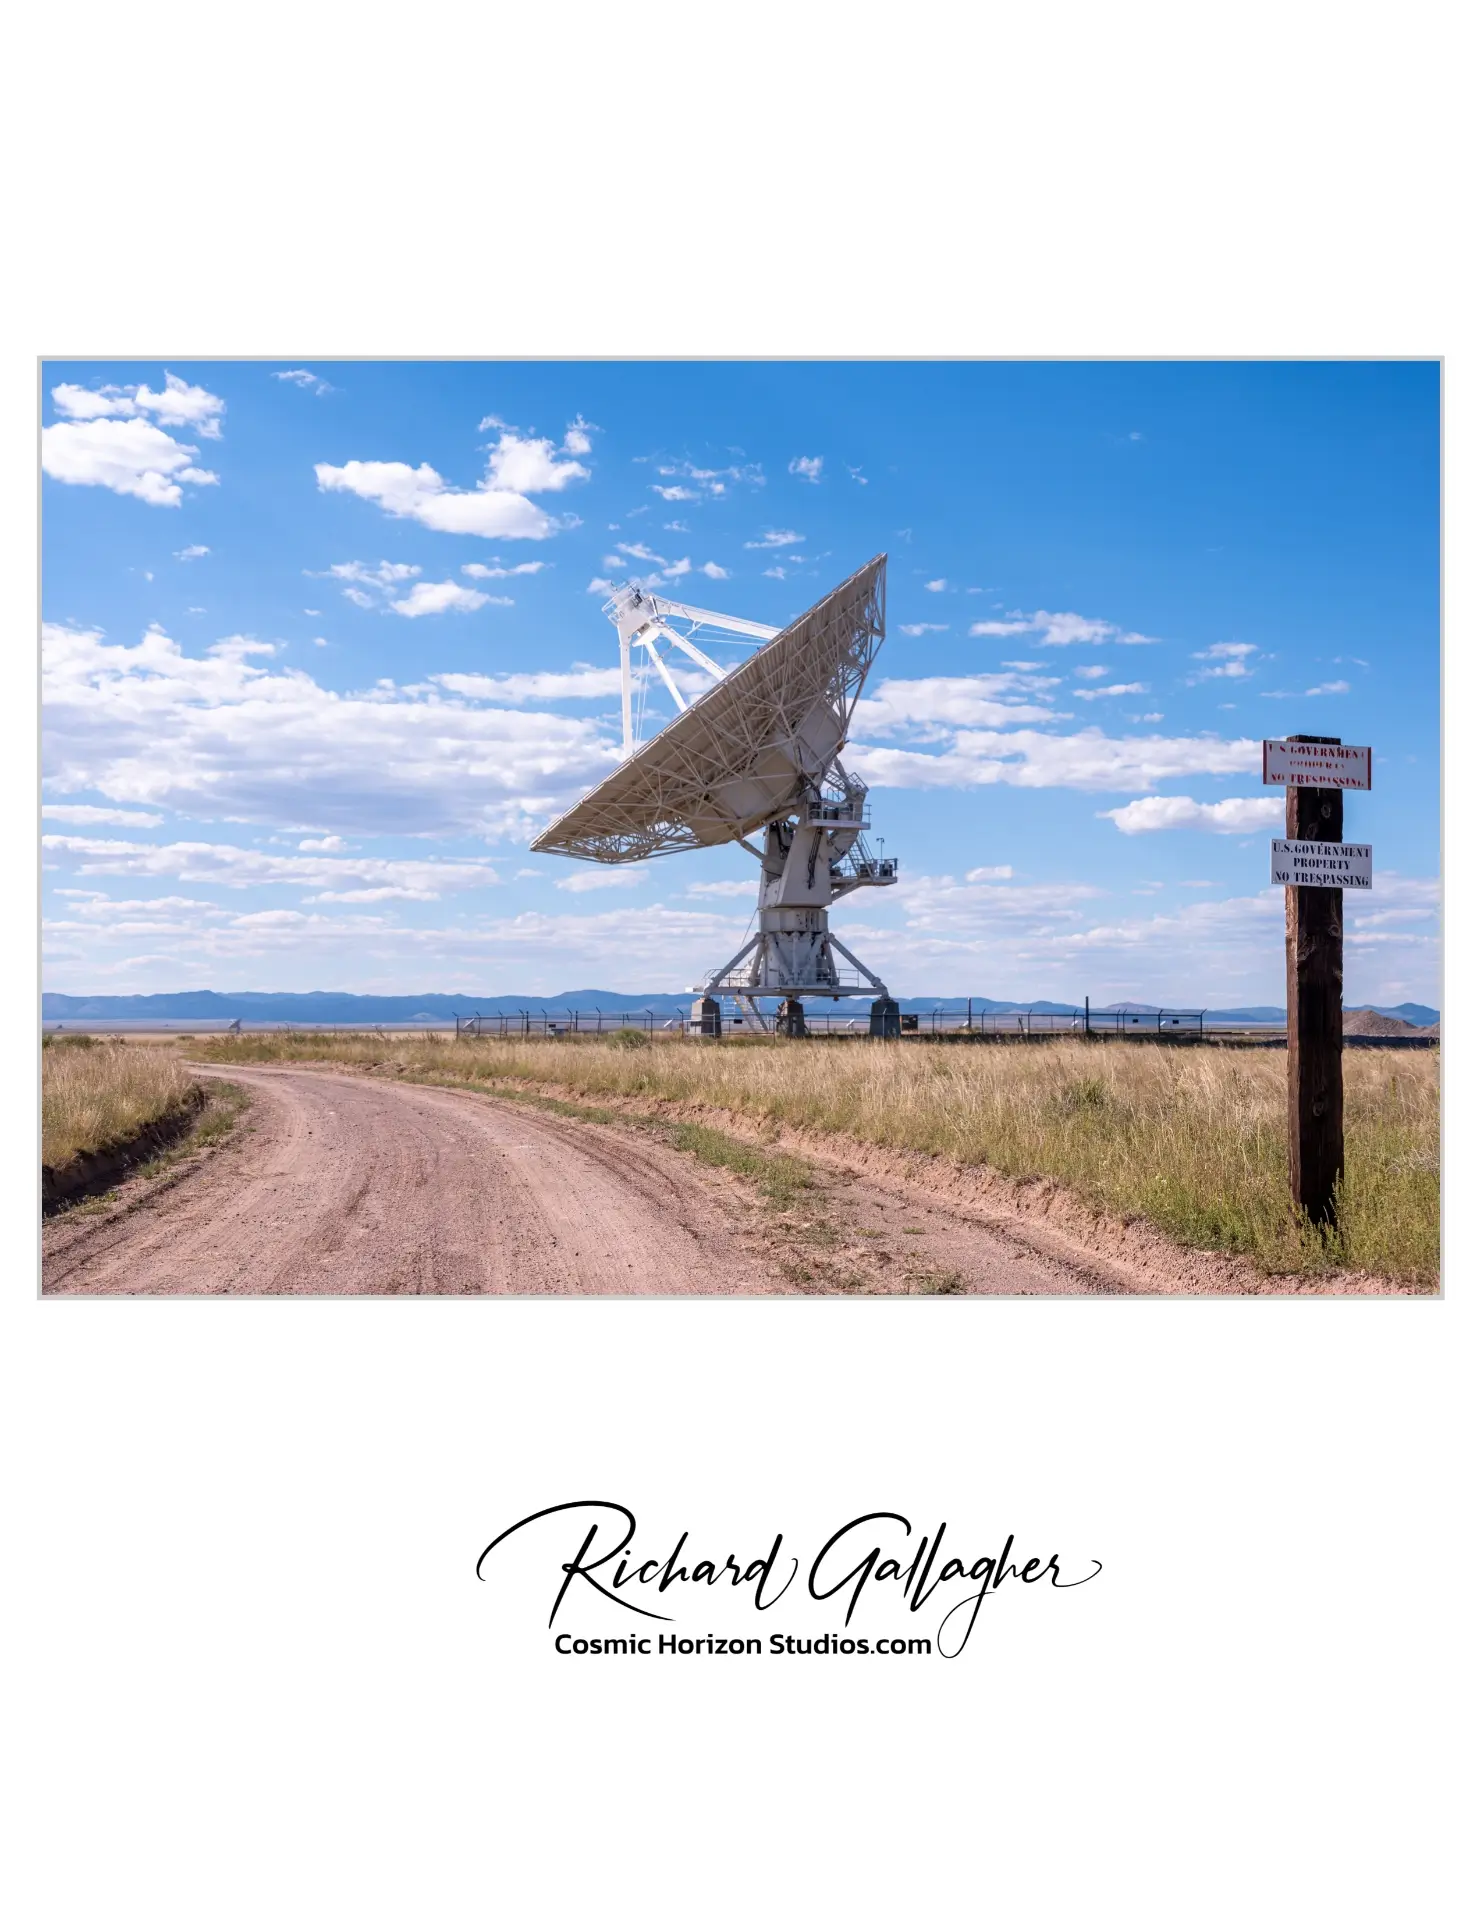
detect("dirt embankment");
top-left (42, 1084), bottom-right (206, 1213)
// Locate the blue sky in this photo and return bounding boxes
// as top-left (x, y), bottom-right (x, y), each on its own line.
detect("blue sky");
top-left (41, 359), bottom-right (1439, 1005)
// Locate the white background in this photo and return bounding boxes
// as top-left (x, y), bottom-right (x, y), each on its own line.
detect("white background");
top-left (3, 5), bottom-right (1476, 1915)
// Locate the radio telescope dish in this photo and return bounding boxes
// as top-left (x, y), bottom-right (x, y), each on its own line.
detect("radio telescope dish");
top-left (531, 554), bottom-right (901, 1029)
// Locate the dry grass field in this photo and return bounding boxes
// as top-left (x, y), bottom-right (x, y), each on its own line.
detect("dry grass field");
top-left (188, 1033), bottom-right (1440, 1281)
top-left (41, 1036), bottom-right (201, 1170)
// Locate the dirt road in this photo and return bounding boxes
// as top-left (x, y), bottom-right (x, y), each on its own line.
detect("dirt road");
top-left (41, 1063), bottom-right (1155, 1297)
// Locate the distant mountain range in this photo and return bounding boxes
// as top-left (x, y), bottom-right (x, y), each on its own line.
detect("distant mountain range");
top-left (41, 990), bottom-right (1441, 1026)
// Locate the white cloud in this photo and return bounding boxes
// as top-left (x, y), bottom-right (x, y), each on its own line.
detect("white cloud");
top-left (652, 485), bottom-right (698, 502)
top-left (925, 579), bottom-right (947, 593)
top-left (587, 577), bottom-right (614, 593)
top-left (174, 544), bottom-right (210, 561)
top-left (390, 580), bottom-right (495, 618)
top-left (563, 415), bottom-right (596, 455)
top-left (51, 372), bottom-right (225, 437)
top-left (653, 459), bottom-right (763, 498)
top-left (298, 835), bottom-right (346, 852)
top-left (788, 456), bottom-right (823, 482)
top-left (42, 622), bottom-right (617, 839)
top-left (1306, 680), bottom-right (1351, 696)
top-left (847, 466), bottom-right (868, 486)
top-left (1188, 641), bottom-right (1259, 683)
top-left (42, 417), bottom-right (219, 506)
top-left (617, 542), bottom-right (662, 563)
top-left (1099, 794), bottom-right (1284, 834)
top-left (851, 726), bottom-right (1261, 793)
top-left (685, 879), bottom-right (756, 898)
top-left (42, 898), bottom-right (757, 997)
top-left (42, 835), bottom-right (503, 900)
top-left (744, 529), bottom-right (805, 549)
top-left (553, 867), bottom-right (649, 893)
top-left (461, 560), bottom-right (546, 579)
top-left (434, 668), bottom-right (625, 703)
top-left (762, 567), bottom-right (788, 580)
top-left (968, 610), bottom-right (1160, 648)
top-left (273, 369), bottom-right (332, 395)
top-left (482, 429), bottom-right (589, 493)
top-left (42, 804), bottom-right (164, 827)
top-left (965, 865), bottom-right (1013, 881)
top-left (899, 623), bottom-right (949, 638)
top-left (854, 673), bottom-right (1065, 736)
top-left (1075, 665), bottom-right (1109, 679)
top-left (314, 433), bottom-right (583, 539)
top-left (1073, 681), bottom-right (1150, 701)
top-left (700, 561), bottom-right (729, 580)
top-left (1190, 660), bottom-right (1253, 682)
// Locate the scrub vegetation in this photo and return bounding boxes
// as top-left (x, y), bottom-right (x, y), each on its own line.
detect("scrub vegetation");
top-left (41, 1036), bottom-right (202, 1171)
top-left (186, 1032), bottom-right (1440, 1281)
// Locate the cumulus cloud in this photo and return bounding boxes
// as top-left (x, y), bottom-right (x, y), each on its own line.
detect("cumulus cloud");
top-left (174, 544), bottom-right (210, 561)
top-left (461, 560), bottom-right (546, 579)
top-left (969, 610), bottom-right (1159, 647)
top-left (700, 561), bottom-right (729, 580)
top-left (1306, 680), bottom-right (1350, 696)
top-left (42, 622), bottom-right (617, 839)
top-left (788, 456), bottom-right (823, 482)
top-left (744, 529), bottom-right (805, 549)
top-left (51, 372), bottom-right (225, 437)
top-left (390, 580), bottom-right (497, 618)
top-left (482, 429), bottom-right (589, 493)
top-left (652, 485), bottom-right (697, 502)
top-left (851, 725), bottom-right (1261, 794)
top-left (314, 427), bottom-right (588, 539)
top-left (1099, 795), bottom-right (1284, 834)
top-left (899, 623), bottom-right (949, 638)
top-left (685, 879), bottom-right (756, 898)
top-left (965, 865), bottom-right (1013, 881)
top-left (854, 673), bottom-right (1065, 736)
top-left (42, 417), bottom-right (220, 506)
top-left (925, 579), bottom-right (947, 593)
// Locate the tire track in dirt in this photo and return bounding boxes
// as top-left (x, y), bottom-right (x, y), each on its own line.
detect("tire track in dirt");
top-left (41, 1065), bottom-right (780, 1297)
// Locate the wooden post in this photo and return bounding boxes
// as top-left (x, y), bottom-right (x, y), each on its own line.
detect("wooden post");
top-left (1285, 734), bottom-right (1345, 1226)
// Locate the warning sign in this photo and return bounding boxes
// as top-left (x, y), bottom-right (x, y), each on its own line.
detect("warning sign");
top-left (1270, 840), bottom-right (1373, 889)
top-left (1262, 740), bottom-right (1372, 789)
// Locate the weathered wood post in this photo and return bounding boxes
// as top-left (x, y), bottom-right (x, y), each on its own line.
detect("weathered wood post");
top-left (1284, 734), bottom-right (1345, 1226)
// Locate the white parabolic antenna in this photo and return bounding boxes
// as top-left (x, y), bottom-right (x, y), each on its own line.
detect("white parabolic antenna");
top-left (531, 554), bottom-right (900, 1028)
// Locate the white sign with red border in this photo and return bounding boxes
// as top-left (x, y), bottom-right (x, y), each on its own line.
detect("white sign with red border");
top-left (1270, 840), bottom-right (1373, 888)
top-left (1262, 739), bottom-right (1371, 789)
